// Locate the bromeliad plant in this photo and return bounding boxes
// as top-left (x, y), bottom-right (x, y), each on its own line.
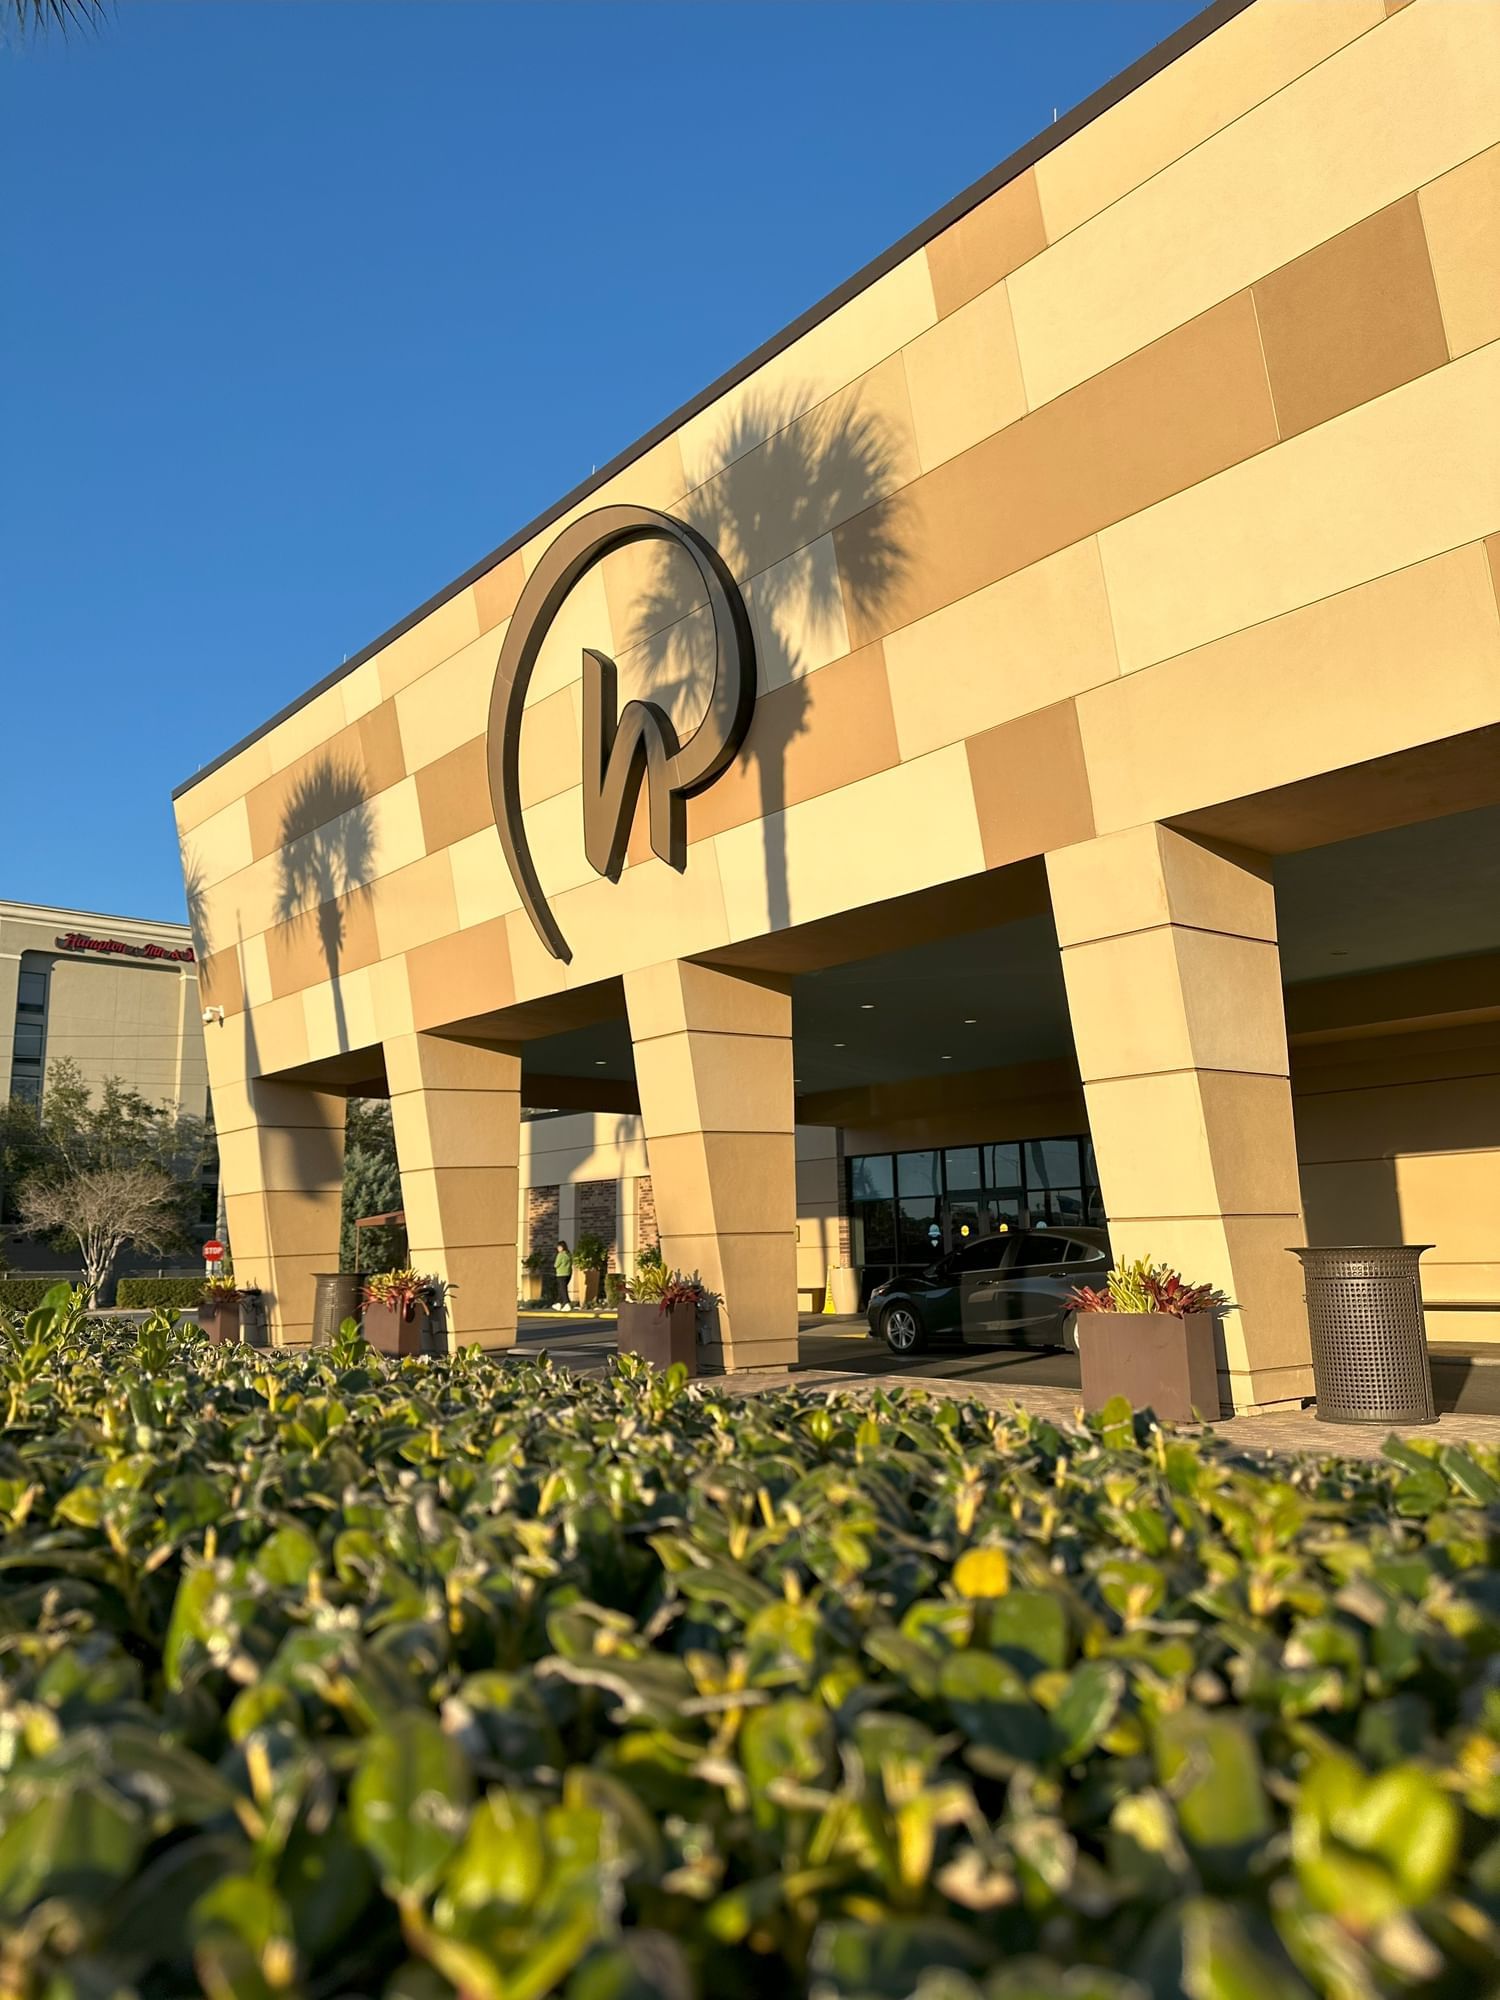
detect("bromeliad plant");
top-left (360, 1267), bottom-right (450, 1319)
top-left (1069, 1253), bottom-right (1229, 1318)
top-left (626, 1260), bottom-right (722, 1320)
top-left (198, 1272), bottom-right (241, 1306)
top-left (3, 1297), bottom-right (1500, 1998)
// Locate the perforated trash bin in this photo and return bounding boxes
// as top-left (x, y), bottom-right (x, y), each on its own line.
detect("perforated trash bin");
top-left (1290, 1245), bottom-right (1435, 1425)
top-left (237, 1286), bottom-right (269, 1349)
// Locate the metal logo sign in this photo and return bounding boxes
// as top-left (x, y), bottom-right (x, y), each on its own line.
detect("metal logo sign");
top-left (487, 505), bottom-right (756, 963)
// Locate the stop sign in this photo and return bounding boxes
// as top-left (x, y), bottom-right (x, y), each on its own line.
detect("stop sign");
top-left (203, 1240), bottom-right (225, 1263)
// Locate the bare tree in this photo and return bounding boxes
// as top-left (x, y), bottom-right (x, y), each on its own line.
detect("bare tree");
top-left (20, 1163), bottom-right (182, 1304)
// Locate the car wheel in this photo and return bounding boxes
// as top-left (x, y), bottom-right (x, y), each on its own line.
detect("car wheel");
top-left (881, 1303), bottom-right (926, 1355)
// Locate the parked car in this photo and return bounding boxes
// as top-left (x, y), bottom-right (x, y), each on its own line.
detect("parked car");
top-left (866, 1227), bottom-right (1109, 1355)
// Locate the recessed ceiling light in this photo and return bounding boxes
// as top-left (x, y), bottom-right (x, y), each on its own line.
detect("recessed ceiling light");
top-left (964, 1017), bottom-right (977, 1025)
top-left (594, 1059), bottom-right (607, 1065)
top-left (834, 1041), bottom-right (845, 1049)
top-left (941, 1054), bottom-right (952, 1061)
top-left (860, 1003), bottom-right (875, 1011)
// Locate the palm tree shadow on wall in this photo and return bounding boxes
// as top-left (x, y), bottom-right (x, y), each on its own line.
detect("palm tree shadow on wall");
top-left (273, 757), bottom-right (376, 1055)
top-left (616, 383), bottom-right (911, 938)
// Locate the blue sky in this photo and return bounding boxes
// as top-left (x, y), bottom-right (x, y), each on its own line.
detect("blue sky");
top-left (3, 0), bottom-right (1203, 924)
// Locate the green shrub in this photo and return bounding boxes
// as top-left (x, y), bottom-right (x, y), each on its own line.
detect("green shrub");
top-left (0, 1277), bottom-right (65, 1311)
top-left (114, 1276), bottom-right (205, 1309)
top-left (0, 1311), bottom-right (1497, 1997)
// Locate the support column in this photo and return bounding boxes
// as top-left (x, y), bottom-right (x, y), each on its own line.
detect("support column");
top-left (384, 1033), bottom-right (521, 1350)
top-left (213, 1079), bottom-right (346, 1347)
top-left (624, 959), bottom-right (798, 1373)
top-left (1046, 825), bottom-right (1313, 1412)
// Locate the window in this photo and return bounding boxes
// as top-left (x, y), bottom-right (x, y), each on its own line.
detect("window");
top-left (946, 1237), bottom-right (1008, 1276)
top-left (850, 1155), bottom-right (894, 1202)
top-left (9, 961), bottom-right (48, 1106)
top-left (17, 971), bottom-right (47, 1014)
top-left (1011, 1233), bottom-right (1075, 1268)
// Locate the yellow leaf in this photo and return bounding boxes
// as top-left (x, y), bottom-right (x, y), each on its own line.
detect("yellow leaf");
top-left (952, 1546), bottom-right (1010, 1600)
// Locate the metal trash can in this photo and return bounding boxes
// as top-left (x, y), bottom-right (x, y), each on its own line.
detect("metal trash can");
top-left (238, 1285), bottom-right (269, 1349)
top-left (1290, 1245), bottom-right (1435, 1424)
top-left (311, 1273), bottom-right (362, 1345)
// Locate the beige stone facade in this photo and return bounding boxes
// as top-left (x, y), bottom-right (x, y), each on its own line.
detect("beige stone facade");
top-left (174, 0), bottom-right (1500, 1405)
top-left (0, 900), bottom-right (207, 1118)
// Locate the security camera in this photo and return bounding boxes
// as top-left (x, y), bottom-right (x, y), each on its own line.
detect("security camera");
top-left (202, 1006), bottom-right (225, 1026)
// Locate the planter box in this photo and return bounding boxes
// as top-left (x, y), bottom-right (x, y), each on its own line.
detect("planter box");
top-left (197, 1302), bottom-right (242, 1346)
top-left (362, 1298), bottom-right (430, 1357)
top-left (1077, 1311), bottom-right (1221, 1422)
top-left (521, 1271), bottom-right (544, 1305)
top-left (616, 1300), bottom-right (696, 1375)
top-left (570, 1268), bottom-right (602, 1308)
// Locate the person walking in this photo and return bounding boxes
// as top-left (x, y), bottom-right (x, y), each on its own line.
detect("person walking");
top-left (552, 1238), bottom-right (573, 1311)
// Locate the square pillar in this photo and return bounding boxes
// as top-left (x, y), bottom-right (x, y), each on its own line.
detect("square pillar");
top-left (384, 1033), bottom-right (521, 1350)
top-left (624, 960), bottom-right (798, 1373)
top-left (1046, 825), bottom-right (1313, 1412)
top-left (213, 1079), bottom-right (345, 1347)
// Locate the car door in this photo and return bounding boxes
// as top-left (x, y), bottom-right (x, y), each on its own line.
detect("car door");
top-left (991, 1233), bottom-right (1098, 1344)
top-left (948, 1236), bottom-right (1011, 1339)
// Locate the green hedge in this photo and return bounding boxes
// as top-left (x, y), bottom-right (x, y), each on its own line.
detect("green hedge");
top-left (0, 1277), bottom-right (67, 1311)
top-left (1, 1312), bottom-right (1498, 1997)
top-left (113, 1276), bottom-right (205, 1309)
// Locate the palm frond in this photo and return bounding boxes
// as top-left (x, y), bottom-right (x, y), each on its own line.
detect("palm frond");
top-left (9, 0), bottom-right (107, 35)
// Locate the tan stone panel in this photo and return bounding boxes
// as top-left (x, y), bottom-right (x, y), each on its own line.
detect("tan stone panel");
top-left (239, 931), bottom-right (273, 1009)
top-left (1035, 2), bottom-right (1383, 244)
top-left (387, 1031), bottom-right (520, 1097)
top-left (198, 945), bottom-right (244, 1016)
top-left (635, 1132), bottom-right (794, 1236)
top-left (265, 889), bottom-right (380, 999)
top-left (1391, 1150), bottom-right (1500, 1263)
top-left (398, 1166), bottom-right (518, 1250)
top-left (474, 551), bottom-right (525, 635)
top-left (1253, 196), bottom-right (1448, 440)
top-left (1081, 541), bottom-right (1500, 833)
top-left (375, 587), bottom-right (482, 703)
top-left (633, 1032), bottom-right (793, 1140)
top-left (302, 963), bottom-right (383, 1063)
top-left (1423, 1262), bottom-right (1500, 1307)
top-left (221, 1190), bottom-right (269, 1261)
top-left (416, 736), bottom-right (493, 855)
top-left (246, 1251), bottom-right (333, 1341)
top-left (1085, 1068), bottom-right (1302, 1219)
top-left (523, 784), bottom-right (592, 911)
top-left (884, 537), bottom-right (1118, 763)
top-left (601, 536), bottom-right (707, 660)
top-left (183, 799), bottom-right (255, 890)
top-left (524, 565), bottom-right (614, 707)
top-left (396, 628), bottom-right (504, 775)
top-left (517, 688), bottom-right (581, 809)
top-left (261, 1187), bottom-right (354, 1258)
top-left (839, 292), bottom-right (1276, 649)
top-left (746, 535), bottom-right (851, 694)
top-left (676, 255), bottom-right (936, 490)
top-left (902, 282), bottom-right (1029, 474)
top-left (217, 1121), bottom-right (345, 1196)
top-left (174, 736), bottom-right (274, 836)
top-left (252, 993), bottom-right (315, 1078)
top-left (926, 170), bottom-right (1047, 318)
top-left (1295, 1072), bottom-right (1500, 1162)
top-left (246, 704), bottom-right (407, 865)
top-left (1047, 823), bottom-right (1278, 950)
top-left (388, 1084), bottom-right (521, 1173)
top-left (1010, 0), bottom-right (1498, 408)
top-left (265, 685), bottom-right (349, 779)
top-left (1420, 141), bottom-right (1500, 361)
top-left (210, 1075), bottom-right (346, 1138)
top-left (370, 851), bottom-right (460, 961)
top-left (681, 353), bottom-right (921, 590)
top-left (449, 825), bottom-right (522, 932)
top-left (669, 643), bottom-right (899, 848)
top-left (966, 700), bottom-right (1096, 870)
top-left (538, 840), bottom-right (730, 993)
top-left (659, 1231), bottom-right (799, 1369)
top-left (1063, 928), bottom-right (1288, 1083)
top-left (405, 913), bottom-right (516, 1034)
top-left (339, 658), bottom-right (385, 727)
top-left (528, 434), bottom-right (689, 563)
top-left (414, 1243), bottom-right (518, 1348)
top-left (712, 743), bottom-right (985, 942)
top-left (624, 958), bottom-right (791, 1044)
top-left (1200, 1070), bottom-right (1307, 1216)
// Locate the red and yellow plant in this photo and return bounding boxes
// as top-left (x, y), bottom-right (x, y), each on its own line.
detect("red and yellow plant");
top-left (1069, 1255), bottom-right (1228, 1318)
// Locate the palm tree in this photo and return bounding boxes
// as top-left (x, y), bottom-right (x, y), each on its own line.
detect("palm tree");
top-left (10, 0), bottom-right (105, 31)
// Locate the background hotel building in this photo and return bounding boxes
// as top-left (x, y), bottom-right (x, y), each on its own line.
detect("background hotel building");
top-left (174, 0), bottom-right (1500, 1407)
top-left (0, 900), bottom-right (207, 1117)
